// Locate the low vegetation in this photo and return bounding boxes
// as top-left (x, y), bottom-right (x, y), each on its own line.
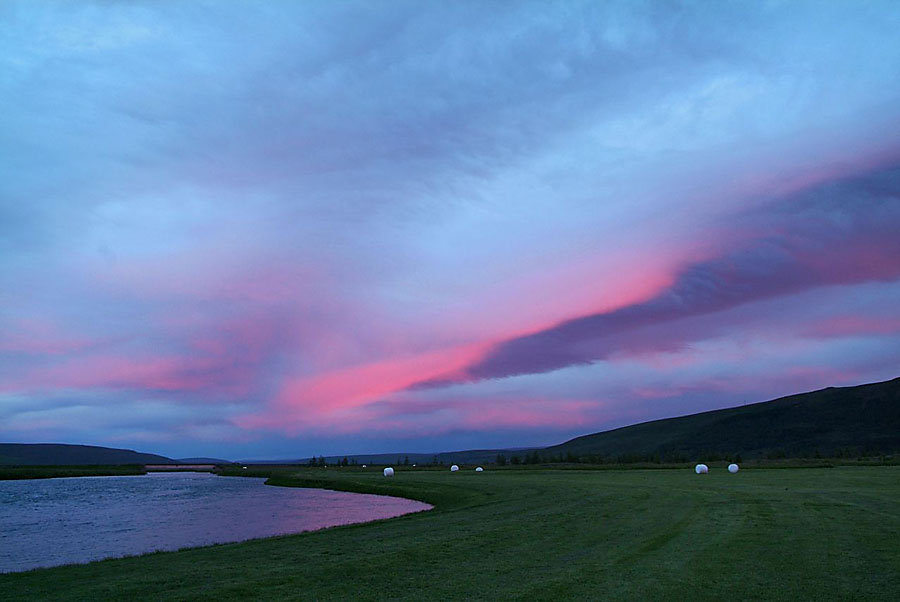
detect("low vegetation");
top-left (2, 465), bottom-right (898, 600)
top-left (0, 465), bottom-right (146, 480)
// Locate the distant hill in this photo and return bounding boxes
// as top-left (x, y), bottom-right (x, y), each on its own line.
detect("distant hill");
top-left (0, 444), bottom-right (176, 466)
top-left (176, 457), bottom-right (233, 464)
top-left (546, 377), bottom-right (900, 461)
top-left (247, 448), bottom-right (535, 467)
top-left (300, 379), bottom-right (900, 466)
top-left (22, 379), bottom-right (893, 468)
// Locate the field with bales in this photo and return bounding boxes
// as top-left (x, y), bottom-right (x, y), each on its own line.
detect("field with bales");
top-left (2, 465), bottom-right (898, 601)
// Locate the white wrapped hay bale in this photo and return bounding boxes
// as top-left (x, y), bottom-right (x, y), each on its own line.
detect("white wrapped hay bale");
top-left (695, 463), bottom-right (709, 474)
top-left (383, 467), bottom-right (394, 477)
top-left (450, 464), bottom-right (459, 472)
top-left (728, 463), bottom-right (739, 473)
top-left (475, 467), bottom-right (484, 472)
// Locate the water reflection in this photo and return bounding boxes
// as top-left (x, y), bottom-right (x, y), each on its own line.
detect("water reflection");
top-left (0, 472), bottom-right (431, 573)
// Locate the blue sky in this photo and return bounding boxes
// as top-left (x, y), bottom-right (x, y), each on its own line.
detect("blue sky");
top-left (2, 1), bottom-right (899, 459)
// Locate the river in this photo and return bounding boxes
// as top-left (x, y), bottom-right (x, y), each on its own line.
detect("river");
top-left (0, 472), bottom-right (430, 573)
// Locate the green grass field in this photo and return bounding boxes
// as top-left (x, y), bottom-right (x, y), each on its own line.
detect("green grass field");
top-left (2, 466), bottom-right (898, 601)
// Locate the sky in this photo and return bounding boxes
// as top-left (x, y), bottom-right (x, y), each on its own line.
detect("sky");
top-left (1, 1), bottom-right (899, 460)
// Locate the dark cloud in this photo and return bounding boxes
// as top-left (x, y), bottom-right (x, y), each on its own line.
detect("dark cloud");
top-left (415, 165), bottom-right (900, 386)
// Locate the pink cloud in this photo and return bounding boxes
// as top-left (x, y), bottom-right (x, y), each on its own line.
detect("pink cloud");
top-left (236, 341), bottom-right (493, 432)
top-left (241, 389), bottom-right (601, 439)
top-left (801, 315), bottom-right (900, 339)
top-left (0, 317), bottom-right (96, 355)
top-left (5, 353), bottom-right (245, 398)
top-left (455, 399), bottom-right (597, 431)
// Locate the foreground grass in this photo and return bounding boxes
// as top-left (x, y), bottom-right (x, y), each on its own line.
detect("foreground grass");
top-left (2, 466), bottom-right (898, 601)
top-left (0, 465), bottom-right (146, 480)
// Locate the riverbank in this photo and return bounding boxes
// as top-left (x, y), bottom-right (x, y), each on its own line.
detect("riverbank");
top-left (0, 465), bottom-right (146, 480)
top-left (1, 466), bottom-right (898, 600)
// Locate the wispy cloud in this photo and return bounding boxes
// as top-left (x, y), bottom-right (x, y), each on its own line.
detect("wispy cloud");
top-left (412, 165), bottom-right (900, 386)
top-left (1, 1), bottom-right (899, 456)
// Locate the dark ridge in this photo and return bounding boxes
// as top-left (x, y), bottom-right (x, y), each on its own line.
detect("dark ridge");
top-left (545, 377), bottom-right (900, 460)
top-left (0, 443), bottom-right (175, 466)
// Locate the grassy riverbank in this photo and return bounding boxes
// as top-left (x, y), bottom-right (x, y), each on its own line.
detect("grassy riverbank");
top-left (2, 466), bottom-right (898, 600)
top-left (0, 465), bottom-right (146, 480)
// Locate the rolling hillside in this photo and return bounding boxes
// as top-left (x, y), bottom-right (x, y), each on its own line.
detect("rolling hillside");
top-left (6, 379), bottom-right (897, 468)
top-left (0, 444), bottom-right (176, 466)
top-left (546, 377), bottom-right (900, 460)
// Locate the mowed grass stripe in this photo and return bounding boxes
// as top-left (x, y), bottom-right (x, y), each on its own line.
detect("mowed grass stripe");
top-left (0, 467), bottom-right (897, 601)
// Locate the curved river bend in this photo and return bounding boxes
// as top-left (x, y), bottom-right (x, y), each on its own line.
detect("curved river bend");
top-left (0, 472), bottom-right (431, 573)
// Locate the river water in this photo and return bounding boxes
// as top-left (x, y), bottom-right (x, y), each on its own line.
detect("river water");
top-left (0, 472), bottom-right (430, 573)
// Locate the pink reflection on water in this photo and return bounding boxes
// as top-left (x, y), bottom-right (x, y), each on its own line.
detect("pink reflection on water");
top-left (0, 473), bottom-right (431, 573)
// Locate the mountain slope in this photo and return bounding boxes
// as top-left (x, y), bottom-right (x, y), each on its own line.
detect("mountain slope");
top-left (546, 377), bottom-right (900, 460)
top-left (0, 443), bottom-right (176, 466)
